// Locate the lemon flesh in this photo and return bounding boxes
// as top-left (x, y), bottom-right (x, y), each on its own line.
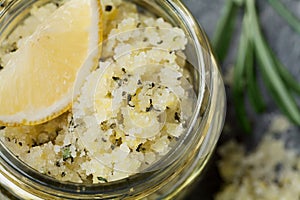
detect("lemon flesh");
top-left (0, 0), bottom-right (102, 126)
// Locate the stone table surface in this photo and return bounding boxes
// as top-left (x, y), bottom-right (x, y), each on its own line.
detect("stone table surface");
top-left (182, 0), bottom-right (300, 199)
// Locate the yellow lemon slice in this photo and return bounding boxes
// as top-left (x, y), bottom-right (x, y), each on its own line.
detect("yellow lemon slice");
top-left (0, 0), bottom-right (103, 126)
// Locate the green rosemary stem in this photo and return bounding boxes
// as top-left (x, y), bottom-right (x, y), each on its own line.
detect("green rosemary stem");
top-left (268, 0), bottom-right (300, 35)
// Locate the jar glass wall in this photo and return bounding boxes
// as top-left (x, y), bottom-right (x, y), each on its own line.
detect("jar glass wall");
top-left (0, 0), bottom-right (226, 199)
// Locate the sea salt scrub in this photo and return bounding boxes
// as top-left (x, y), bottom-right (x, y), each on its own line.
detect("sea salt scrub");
top-left (0, 0), bottom-right (196, 183)
top-left (216, 116), bottom-right (300, 200)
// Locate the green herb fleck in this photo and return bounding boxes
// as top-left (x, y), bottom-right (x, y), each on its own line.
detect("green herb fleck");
top-left (105, 5), bottom-right (113, 12)
top-left (97, 176), bottom-right (108, 183)
top-left (112, 76), bottom-right (120, 81)
top-left (62, 146), bottom-right (72, 161)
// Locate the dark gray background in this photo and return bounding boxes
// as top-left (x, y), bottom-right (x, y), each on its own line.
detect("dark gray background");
top-left (182, 0), bottom-right (300, 199)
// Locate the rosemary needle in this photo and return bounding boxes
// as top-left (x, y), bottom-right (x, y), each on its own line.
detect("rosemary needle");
top-left (212, 0), bottom-right (240, 63)
top-left (268, 47), bottom-right (300, 95)
top-left (233, 15), bottom-right (251, 132)
top-left (244, 16), bottom-right (265, 113)
top-left (268, 0), bottom-right (300, 35)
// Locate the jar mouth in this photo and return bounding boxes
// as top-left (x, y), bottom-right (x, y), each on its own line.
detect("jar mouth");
top-left (0, 0), bottom-right (219, 198)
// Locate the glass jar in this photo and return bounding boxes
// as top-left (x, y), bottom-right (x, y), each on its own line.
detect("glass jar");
top-left (0, 0), bottom-right (226, 199)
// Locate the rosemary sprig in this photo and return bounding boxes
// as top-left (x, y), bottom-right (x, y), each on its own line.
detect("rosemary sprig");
top-left (246, 0), bottom-right (300, 125)
top-left (213, 0), bottom-right (300, 132)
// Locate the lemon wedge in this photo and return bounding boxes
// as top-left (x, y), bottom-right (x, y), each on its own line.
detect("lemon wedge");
top-left (0, 0), bottom-right (103, 126)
